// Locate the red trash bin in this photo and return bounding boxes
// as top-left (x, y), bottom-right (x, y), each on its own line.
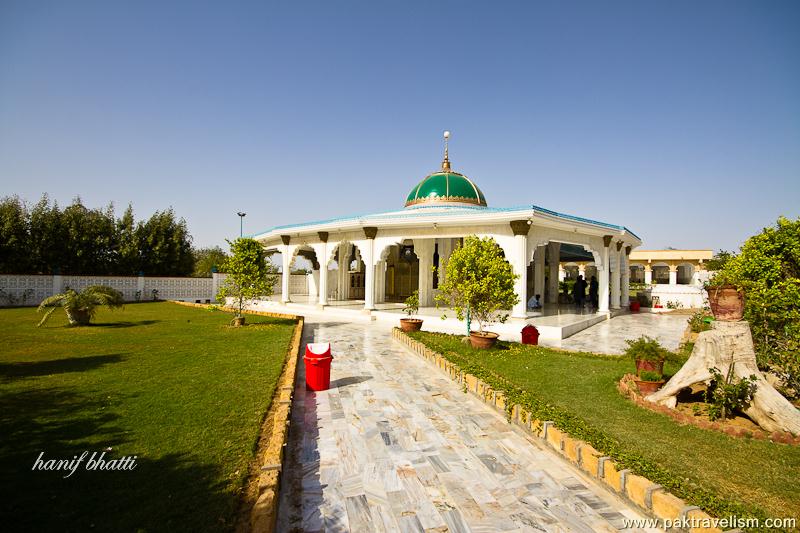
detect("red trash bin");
top-left (630, 300), bottom-right (641, 313)
top-left (304, 342), bottom-right (333, 391)
top-left (521, 325), bottom-right (539, 345)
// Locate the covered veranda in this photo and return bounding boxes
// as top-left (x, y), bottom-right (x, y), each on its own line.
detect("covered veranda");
top-left (252, 140), bottom-right (641, 342)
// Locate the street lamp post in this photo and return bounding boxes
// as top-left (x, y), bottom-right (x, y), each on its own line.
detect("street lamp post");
top-left (237, 212), bottom-right (246, 238)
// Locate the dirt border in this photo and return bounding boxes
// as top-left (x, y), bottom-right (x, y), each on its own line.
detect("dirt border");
top-left (392, 327), bottom-right (729, 533)
top-left (169, 301), bottom-right (303, 533)
top-left (618, 373), bottom-right (800, 445)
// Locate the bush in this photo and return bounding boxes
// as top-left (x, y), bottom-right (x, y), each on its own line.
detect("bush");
top-left (638, 370), bottom-right (663, 382)
top-left (711, 217), bottom-right (800, 398)
top-left (434, 235), bottom-right (518, 333)
top-left (706, 366), bottom-right (758, 421)
top-left (624, 335), bottom-right (671, 362)
top-left (688, 310), bottom-right (713, 333)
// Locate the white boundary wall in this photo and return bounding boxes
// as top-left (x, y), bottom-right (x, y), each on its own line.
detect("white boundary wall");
top-left (0, 273), bottom-right (310, 307)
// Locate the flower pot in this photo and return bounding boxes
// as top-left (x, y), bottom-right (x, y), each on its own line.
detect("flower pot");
top-left (634, 379), bottom-right (665, 396)
top-left (399, 318), bottom-right (423, 332)
top-left (470, 331), bottom-right (499, 349)
top-left (231, 316), bottom-right (246, 327)
top-left (635, 359), bottom-right (664, 376)
top-left (705, 285), bottom-right (744, 321)
top-left (66, 308), bottom-right (91, 326)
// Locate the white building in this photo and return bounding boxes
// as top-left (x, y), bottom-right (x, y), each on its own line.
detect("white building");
top-left (253, 134), bottom-right (642, 341)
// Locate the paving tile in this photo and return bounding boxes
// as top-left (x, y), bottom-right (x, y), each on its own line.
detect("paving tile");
top-left (276, 318), bottom-right (658, 532)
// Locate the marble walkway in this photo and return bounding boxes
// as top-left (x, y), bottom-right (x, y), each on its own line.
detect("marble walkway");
top-left (560, 313), bottom-right (688, 354)
top-left (276, 318), bottom-right (656, 532)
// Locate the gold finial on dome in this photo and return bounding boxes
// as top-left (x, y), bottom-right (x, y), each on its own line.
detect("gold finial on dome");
top-left (442, 130), bottom-right (451, 171)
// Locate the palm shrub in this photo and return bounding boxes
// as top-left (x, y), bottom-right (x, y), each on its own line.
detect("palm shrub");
top-left (37, 285), bottom-right (124, 326)
top-left (434, 235), bottom-right (519, 333)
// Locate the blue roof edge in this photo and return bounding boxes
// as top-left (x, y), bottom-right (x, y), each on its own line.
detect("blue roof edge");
top-left (251, 204), bottom-right (641, 242)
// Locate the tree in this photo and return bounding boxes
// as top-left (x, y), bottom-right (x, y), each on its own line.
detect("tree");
top-left (707, 250), bottom-right (734, 271)
top-left (135, 209), bottom-right (194, 276)
top-left (37, 285), bottom-right (124, 327)
top-left (192, 246), bottom-right (228, 277)
top-left (0, 196), bottom-right (30, 273)
top-left (435, 235), bottom-right (519, 333)
top-left (712, 216), bottom-right (800, 399)
top-left (216, 238), bottom-right (278, 322)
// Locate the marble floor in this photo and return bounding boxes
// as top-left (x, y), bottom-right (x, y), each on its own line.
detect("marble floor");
top-left (559, 313), bottom-right (689, 354)
top-left (276, 318), bottom-right (656, 532)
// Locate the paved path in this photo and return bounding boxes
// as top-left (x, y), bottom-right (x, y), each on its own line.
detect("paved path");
top-left (560, 313), bottom-right (689, 354)
top-left (277, 318), bottom-right (654, 532)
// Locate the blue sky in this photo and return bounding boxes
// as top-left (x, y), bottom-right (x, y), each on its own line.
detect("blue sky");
top-left (1, 0), bottom-right (798, 252)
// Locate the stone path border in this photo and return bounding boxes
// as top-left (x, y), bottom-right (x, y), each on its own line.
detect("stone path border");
top-left (170, 302), bottom-right (304, 533)
top-left (392, 328), bottom-right (728, 533)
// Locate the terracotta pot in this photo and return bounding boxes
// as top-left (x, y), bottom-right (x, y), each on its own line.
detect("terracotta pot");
top-left (231, 316), bottom-right (246, 327)
top-left (706, 285), bottom-right (744, 321)
top-left (66, 308), bottom-right (91, 326)
top-left (635, 359), bottom-right (664, 376)
top-left (470, 331), bottom-right (499, 349)
top-left (399, 318), bottom-right (423, 332)
top-left (634, 379), bottom-right (665, 396)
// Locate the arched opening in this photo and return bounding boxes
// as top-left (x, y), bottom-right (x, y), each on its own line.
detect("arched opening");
top-left (651, 263), bottom-right (670, 284)
top-left (677, 263), bottom-right (694, 285)
top-left (327, 242), bottom-right (365, 303)
top-left (629, 264), bottom-right (645, 283)
top-left (379, 241), bottom-right (419, 303)
top-left (528, 241), bottom-right (598, 312)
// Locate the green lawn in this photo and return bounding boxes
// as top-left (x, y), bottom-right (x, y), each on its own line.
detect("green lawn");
top-left (0, 302), bottom-right (297, 532)
top-left (408, 331), bottom-right (800, 525)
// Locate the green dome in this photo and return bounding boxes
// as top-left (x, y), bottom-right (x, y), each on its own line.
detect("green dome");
top-left (405, 171), bottom-right (487, 208)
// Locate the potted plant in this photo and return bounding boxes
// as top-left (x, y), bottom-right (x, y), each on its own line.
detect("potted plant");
top-left (399, 290), bottom-right (423, 332)
top-left (704, 272), bottom-right (744, 321)
top-left (37, 285), bottom-right (124, 327)
top-left (634, 370), bottom-right (665, 396)
top-left (434, 236), bottom-right (519, 349)
top-left (624, 335), bottom-right (669, 376)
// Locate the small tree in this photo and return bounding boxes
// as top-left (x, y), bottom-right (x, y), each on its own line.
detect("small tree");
top-left (403, 290), bottom-right (420, 318)
top-left (435, 235), bottom-right (519, 333)
top-left (216, 238), bottom-right (278, 322)
top-left (37, 285), bottom-right (124, 327)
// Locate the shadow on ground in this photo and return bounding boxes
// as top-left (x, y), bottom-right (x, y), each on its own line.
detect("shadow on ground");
top-left (0, 353), bottom-right (126, 381)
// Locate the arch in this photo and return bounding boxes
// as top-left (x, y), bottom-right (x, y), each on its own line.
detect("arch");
top-left (676, 262), bottom-right (695, 285)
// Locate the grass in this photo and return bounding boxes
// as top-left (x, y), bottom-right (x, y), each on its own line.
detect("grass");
top-left (407, 331), bottom-right (800, 525)
top-left (0, 302), bottom-right (297, 532)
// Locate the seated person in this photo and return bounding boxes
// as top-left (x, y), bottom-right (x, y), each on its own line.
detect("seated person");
top-left (527, 294), bottom-right (542, 310)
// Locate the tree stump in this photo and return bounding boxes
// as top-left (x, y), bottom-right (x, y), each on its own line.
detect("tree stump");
top-left (646, 321), bottom-right (800, 436)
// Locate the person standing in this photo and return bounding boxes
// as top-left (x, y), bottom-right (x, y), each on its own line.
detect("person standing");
top-left (573, 275), bottom-right (586, 309)
top-left (589, 275), bottom-right (599, 309)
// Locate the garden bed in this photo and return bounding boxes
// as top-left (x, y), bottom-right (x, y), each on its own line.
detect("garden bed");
top-left (404, 330), bottom-right (800, 527)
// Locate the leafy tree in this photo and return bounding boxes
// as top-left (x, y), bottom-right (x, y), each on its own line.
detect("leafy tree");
top-left (712, 217), bottom-right (800, 398)
top-left (116, 204), bottom-right (139, 275)
top-left (134, 209), bottom-right (194, 276)
top-left (707, 250), bottom-right (734, 271)
top-left (435, 235), bottom-right (519, 333)
top-left (192, 246), bottom-right (228, 277)
top-left (37, 285), bottom-right (124, 327)
top-left (27, 195), bottom-right (66, 274)
top-left (217, 238), bottom-right (278, 320)
top-left (0, 196), bottom-right (30, 273)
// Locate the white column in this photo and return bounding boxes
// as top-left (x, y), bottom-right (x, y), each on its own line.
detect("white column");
top-left (578, 263), bottom-right (586, 279)
top-left (414, 239), bottom-right (434, 307)
top-left (281, 244), bottom-right (290, 303)
top-left (598, 242), bottom-right (610, 313)
top-left (547, 242), bottom-right (560, 304)
top-left (363, 239), bottom-right (375, 310)
top-left (437, 238), bottom-right (454, 285)
top-left (558, 265), bottom-right (566, 282)
top-left (621, 249), bottom-right (630, 308)
top-left (375, 260), bottom-right (386, 304)
top-left (610, 245), bottom-right (621, 309)
top-left (337, 243), bottom-right (350, 300)
top-left (644, 265), bottom-right (652, 285)
top-left (533, 245), bottom-right (545, 299)
top-left (317, 242), bottom-right (328, 306)
top-left (511, 234), bottom-right (528, 318)
top-left (669, 266), bottom-right (677, 285)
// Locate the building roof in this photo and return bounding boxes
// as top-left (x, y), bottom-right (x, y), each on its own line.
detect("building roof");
top-left (405, 171), bottom-right (487, 208)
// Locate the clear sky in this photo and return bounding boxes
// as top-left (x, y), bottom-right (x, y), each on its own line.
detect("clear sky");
top-left (1, 0), bottom-right (798, 253)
